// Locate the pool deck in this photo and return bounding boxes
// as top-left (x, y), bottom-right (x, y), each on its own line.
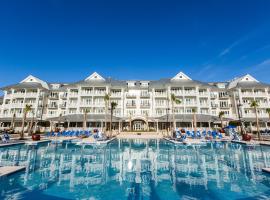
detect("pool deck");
top-left (262, 168), bottom-right (270, 173)
top-left (117, 132), bottom-right (163, 139)
top-left (232, 140), bottom-right (270, 146)
top-left (0, 166), bottom-right (26, 177)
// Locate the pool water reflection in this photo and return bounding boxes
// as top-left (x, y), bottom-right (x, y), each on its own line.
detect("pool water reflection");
top-left (0, 139), bottom-right (270, 200)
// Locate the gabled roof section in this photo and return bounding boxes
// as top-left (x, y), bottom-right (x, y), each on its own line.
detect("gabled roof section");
top-left (85, 72), bottom-right (105, 82)
top-left (228, 74), bottom-right (259, 89)
top-left (20, 75), bottom-right (49, 89)
top-left (171, 71), bottom-right (192, 81)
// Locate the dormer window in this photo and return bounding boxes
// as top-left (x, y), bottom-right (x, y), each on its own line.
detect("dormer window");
top-left (179, 76), bottom-right (182, 79)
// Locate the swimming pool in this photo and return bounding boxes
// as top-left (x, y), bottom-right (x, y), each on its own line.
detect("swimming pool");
top-left (0, 139), bottom-right (270, 200)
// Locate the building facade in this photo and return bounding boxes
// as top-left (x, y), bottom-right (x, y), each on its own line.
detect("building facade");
top-left (0, 71), bottom-right (270, 132)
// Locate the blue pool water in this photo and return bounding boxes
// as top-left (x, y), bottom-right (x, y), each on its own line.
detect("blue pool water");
top-left (0, 139), bottom-right (270, 200)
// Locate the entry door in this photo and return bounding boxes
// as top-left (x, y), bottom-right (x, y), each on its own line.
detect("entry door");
top-left (134, 121), bottom-right (142, 131)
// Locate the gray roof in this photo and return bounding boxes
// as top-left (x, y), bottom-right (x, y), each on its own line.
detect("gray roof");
top-left (46, 114), bottom-right (121, 122)
top-left (157, 114), bottom-right (232, 122)
top-left (149, 79), bottom-right (215, 89)
top-left (1, 82), bottom-right (48, 90)
top-left (233, 81), bottom-right (270, 89)
top-left (242, 117), bottom-right (269, 123)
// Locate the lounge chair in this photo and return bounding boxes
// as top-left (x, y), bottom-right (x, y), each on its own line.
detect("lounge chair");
top-left (196, 131), bottom-right (201, 138)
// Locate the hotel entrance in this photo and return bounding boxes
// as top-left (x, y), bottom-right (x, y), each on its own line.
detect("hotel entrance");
top-left (133, 120), bottom-right (144, 131)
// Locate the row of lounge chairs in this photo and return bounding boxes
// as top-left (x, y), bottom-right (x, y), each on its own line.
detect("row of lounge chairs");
top-left (46, 130), bottom-right (92, 137)
top-left (260, 129), bottom-right (270, 136)
top-left (1, 132), bottom-right (10, 143)
top-left (46, 130), bottom-right (105, 140)
top-left (175, 130), bottom-right (223, 142)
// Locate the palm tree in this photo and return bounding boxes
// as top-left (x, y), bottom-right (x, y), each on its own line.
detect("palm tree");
top-left (145, 112), bottom-right (149, 131)
top-left (170, 94), bottom-right (181, 132)
top-left (110, 101), bottom-right (118, 138)
top-left (104, 93), bottom-right (110, 132)
top-left (10, 113), bottom-right (16, 130)
top-left (28, 110), bottom-right (35, 136)
top-left (83, 109), bottom-right (89, 131)
top-left (266, 108), bottom-right (270, 123)
top-left (20, 104), bottom-right (32, 140)
top-left (250, 100), bottom-right (261, 140)
top-left (192, 108), bottom-right (197, 132)
top-left (218, 111), bottom-right (225, 129)
top-left (58, 113), bottom-right (62, 130)
top-left (129, 113), bottom-right (132, 131)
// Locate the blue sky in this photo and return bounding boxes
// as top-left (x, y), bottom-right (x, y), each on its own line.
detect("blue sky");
top-left (1, 0), bottom-right (270, 87)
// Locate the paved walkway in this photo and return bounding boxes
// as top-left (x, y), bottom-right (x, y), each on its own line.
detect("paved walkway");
top-left (0, 166), bottom-right (26, 177)
top-left (262, 168), bottom-right (270, 173)
top-left (117, 132), bottom-right (163, 139)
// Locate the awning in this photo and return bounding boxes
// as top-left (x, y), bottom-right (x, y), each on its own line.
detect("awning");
top-left (157, 114), bottom-right (232, 123)
top-left (46, 114), bottom-right (121, 122)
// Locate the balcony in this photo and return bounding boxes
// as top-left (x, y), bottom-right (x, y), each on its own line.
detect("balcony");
top-left (154, 93), bottom-right (167, 97)
top-left (60, 104), bottom-right (67, 108)
top-left (93, 103), bottom-right (105, 107)
top-left (68, 103), bottom-right (77, 108)
top-left (210, 93), bottom-right (217, 98)
top-left (60, 94), bottom-right (68, 99)
top-left (140, 93), bottom-right (150, 98)
top-left (220, 104), bottom-right (231, 108)
top-left (25, 93), bottom-right (38, 98)
top-left (184, 91), bottom-right (197, 96)
top-left (199, 92), bottom-right (208, 96)
top-left (126, 94), bottom-right (136, 98)
top-left (92, 91), bottom-right (106, 96)
top-left (140, 103), bottom-right (150, 108)
top-left (48, 95), bottom-right (59, 99)
top-left (111, 93), bottom-right (122, 98)
top-left (12, 93), bottom-right (26, 98)
top-left (126, 103), bottom-right (136, 108)
top-left (155, 104), bottom-right (167, 107)
top-left (200, 103), bottom-right (209, 107)
top-left (211, 104), bottom-right (218, 108)
top-left (69, 93), bottom-right (79, 98)
top-left (80, 91), bottom-right (93, 96)
top-left (48, 104), bottom-right (58, 109)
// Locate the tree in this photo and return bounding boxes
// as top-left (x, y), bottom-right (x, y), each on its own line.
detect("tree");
top-left (250, 100), bottom-right (261, 140)
top-left (129, 113), bottom-right (132, 131)
top-left (104, 93), bottom-right (110, 132)
top-left (218, 111), bottom-right (225, 129)
top-left (110, 101), bottom-right (118, 138)
top-left (145, 112), bottom-right (149, 131)
top-left (10, 113), bottom-right (16, 130)
top-left (28, 110), bottom-right (35, 136)
top-left (83, 108), bottom-right (89, 131)
top-left (266, 108), bottom-right (270, 123)
top-left (20, 104), bottom-right (32, 140)
top-left (192, 108), bottom-right (197, 132)
top-left (170, 94), bottom-right (181, 132)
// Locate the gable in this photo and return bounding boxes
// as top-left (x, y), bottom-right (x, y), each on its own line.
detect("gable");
top-left (20, 75), bottom-right (49, 89)
top-left (85, 72), bottom-right (105, 81)
top-left (171, 71), bottom-right (192, 81)
top-left (239, 74), bottom-right (258, 82)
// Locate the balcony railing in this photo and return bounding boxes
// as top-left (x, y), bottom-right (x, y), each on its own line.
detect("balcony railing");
top-left (126, 103), bottom-right (136, 108)
top-left (154, 93), bottom-right (167, 97)
top-left (48, 104), bottom-right (58, 109)
top-left (140, 93), bottom-right (150, 98)
top-left (140, 103), bottom-right (150, 108)
top-left (126, 94), bottom-right (137, 98)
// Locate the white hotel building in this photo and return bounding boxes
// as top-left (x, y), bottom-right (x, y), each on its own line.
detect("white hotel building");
top-left (0, 71), bottom-right (270, 132)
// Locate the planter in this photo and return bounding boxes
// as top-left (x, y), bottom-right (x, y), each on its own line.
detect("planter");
top-left (32, 134), bottom-right (40, 141)
top-left (242, 134), bottom-right (251, 141)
